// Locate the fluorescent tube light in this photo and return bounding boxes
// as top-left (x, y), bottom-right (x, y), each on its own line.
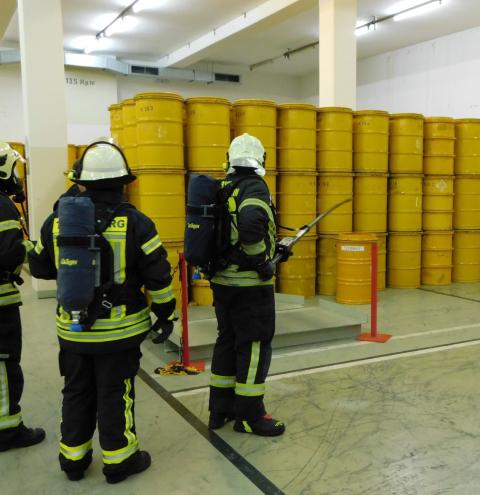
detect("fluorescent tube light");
top-left (394, 0), bottom-right (443, 21)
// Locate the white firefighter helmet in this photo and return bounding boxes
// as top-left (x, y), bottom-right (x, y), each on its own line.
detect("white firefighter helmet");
top-left (0, 142), bottom-right (25, 181)
top-left (227, 133), bottom-right (266, 177)
top-left (72, 141), bottom-right (135, 187)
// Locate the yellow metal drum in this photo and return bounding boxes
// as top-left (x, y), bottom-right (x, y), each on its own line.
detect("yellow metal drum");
top-left (277, 104), bottom-right (317, 171)
top-left (389, 113), bottom-right (424, 174)
top-left (422, 176), bottom-right (454, 209)
top-left (423, 156), bottom-right (455, 176)
top-left (353, 110), bottom-right (389, 173)
top-left (336, 233), bottom-right (376, 304)
top-left (276, 236), bottom-right (316, 297)
top-left (421, 231), bottom-right (453, 285)
top-left (455, 119), bottom-right (480, 175)
top-left (316, 235), bottom-right (337, 295)
top-left (422, 176), bottom-right (454, 231)
top-left (454, 175), bottom-right (480, 230)
top-left (353, 173), bottom-right (388, 232)
top-left (388, 232), bottom-right (422, 288)
top-left (388, 175), bottom-right (423, 232)
top-left (316, 107), bottom-right (353, 173)
top-left (189, 269), bottom-right (213, 306)
top-left (277, 172), bottom-right (316, 230)
top-left (185, 97), bottom-right (230, 171)
top-left (316, 173), bottom-right (353, 234)
top-left (134, 92), bottom-right (184, 170)
top-left (128, 169), bottom-right (186, 241)
top-left (424, 138), bottom-right (455, 156)
top-left (453, 231), bottom-right (480, 283)
top-left (109, 103), bottom-right (124, 146)
top-left (123, 145), bottom-right (138, 169)
top-left (424, 117), bottom-right (455, 139)
top-left (233, 99), bottom-right (276, 170)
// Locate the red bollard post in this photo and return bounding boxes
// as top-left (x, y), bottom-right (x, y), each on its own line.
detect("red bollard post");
top-left (176, 253), bottom-right (205, 372)
top-left (179, 253), bottom-right (191, 366)
top-left (357, 240), bottom-right (391, 343)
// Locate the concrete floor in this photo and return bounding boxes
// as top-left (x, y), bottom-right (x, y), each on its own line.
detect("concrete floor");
top-left (2, 276), bottom-right (480, 494)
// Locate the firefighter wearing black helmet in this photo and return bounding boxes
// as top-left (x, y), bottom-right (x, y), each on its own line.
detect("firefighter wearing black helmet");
top-left (28, 141), bottom-right (176, 483)
top-left (0, 142), bottom-right (45, 452)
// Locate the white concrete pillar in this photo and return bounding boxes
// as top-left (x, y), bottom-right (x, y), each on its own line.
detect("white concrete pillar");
top-left (319, 0), bottom-right (357, 108)
top-left (18, 0), bottom-right (68, 296)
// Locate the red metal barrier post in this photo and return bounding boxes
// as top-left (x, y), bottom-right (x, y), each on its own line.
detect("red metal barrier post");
top-left (357, 240), bottom-right (391, 343)
top-left (179, 253), bottom-right (191, 366)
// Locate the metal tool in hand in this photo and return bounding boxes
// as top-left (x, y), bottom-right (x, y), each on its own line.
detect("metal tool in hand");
top-left (272, 198), bottom-right (352, 265)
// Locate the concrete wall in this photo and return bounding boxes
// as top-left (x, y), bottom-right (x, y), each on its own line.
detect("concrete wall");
top-left (0, 64), bottom-right (116, 144)
top-left (356, 26), bottom-right (480, 117)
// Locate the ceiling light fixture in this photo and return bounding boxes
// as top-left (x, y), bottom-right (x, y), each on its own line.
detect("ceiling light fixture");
top-left (394, 0), bottom-right (444, 21)
top-left (355, 0), bottom-right (447, 36)
top-left (83, 0), bottom-right (165, 53)
top-left (132, 0), bottom-right (165, 14)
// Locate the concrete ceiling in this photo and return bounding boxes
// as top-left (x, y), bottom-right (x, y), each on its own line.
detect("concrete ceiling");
top-left (2, 0), bottom-right (480, 75)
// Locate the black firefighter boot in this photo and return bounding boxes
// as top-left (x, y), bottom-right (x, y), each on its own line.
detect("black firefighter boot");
top-left (208, 412), bottom-right (235, 430)
top-left (233, 414), bottom-right (286, 437)
top-left (104, 450), bottom-right (152, 484)
top-left (0, 424), bottom-right (46, 452)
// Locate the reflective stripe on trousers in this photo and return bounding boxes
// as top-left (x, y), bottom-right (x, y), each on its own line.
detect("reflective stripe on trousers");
top-left (0, 362), bottom-right (22, 431)
top-left (59, 439), bottom-right (93, 461)
top-left (102, 378), bottom-right (139, 465)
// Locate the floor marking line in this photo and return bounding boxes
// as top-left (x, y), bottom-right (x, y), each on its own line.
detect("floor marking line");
top-left (172, 338), bottom-right (480, 398)
top-left (419, 287), bottom-right (480, 303)
top-left (138, 368), bottom-right (285, 495)
top-left (270, 322), bottom-right (480, 360)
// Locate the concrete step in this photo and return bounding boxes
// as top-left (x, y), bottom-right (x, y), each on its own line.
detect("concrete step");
top-left (167, 294), bottom-right (367, 361)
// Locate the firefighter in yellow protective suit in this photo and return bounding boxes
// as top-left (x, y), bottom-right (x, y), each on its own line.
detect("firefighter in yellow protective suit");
top-left (0, 142), bottom-right (45, 452)
top-left (28, 142), bottom-right (176, 483)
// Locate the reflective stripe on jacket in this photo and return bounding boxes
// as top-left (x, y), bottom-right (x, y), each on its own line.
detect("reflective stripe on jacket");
top-left (212, 173), bottom-right (276, 287)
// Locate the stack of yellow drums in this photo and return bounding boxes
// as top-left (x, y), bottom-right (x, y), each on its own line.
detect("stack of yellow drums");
top-left (184, 97), bottom-right (231, 305)
top-left (353, 110), bottom-right (389, 290)
top-left (387, 114), bottom-right (424, 288)
top-left (420, 117), bottom-right (456, 285)
top-left (276, 103), bottom-right (317, 297)
top-left (316, 107), bottom-right (353, 296)
top-left (452, 119), bottom-right (480, 282)
top-left (119, 92), bottom-right (186, 306)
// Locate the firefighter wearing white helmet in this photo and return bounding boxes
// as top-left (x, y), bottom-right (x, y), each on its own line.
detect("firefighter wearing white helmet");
top-left (29, 141), bottom-right (176, 482)
top-left (0, 142), bottom-right (45, 451)
top-left (208, 133), bottom-right (286, 437)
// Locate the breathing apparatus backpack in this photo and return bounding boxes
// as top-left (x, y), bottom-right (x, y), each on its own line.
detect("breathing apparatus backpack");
top-left (184, 174), bottom-right (252, 277)
top-left (56, 196), bottom-right (126, 331)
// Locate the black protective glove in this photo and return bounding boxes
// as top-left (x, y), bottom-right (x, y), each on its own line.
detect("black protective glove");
top-left (275, 243), bottom-right (293, 263)
top-left (151, 317), bottom-right (177, 344)
top-left (255, 260), bottom-right (275, 281)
